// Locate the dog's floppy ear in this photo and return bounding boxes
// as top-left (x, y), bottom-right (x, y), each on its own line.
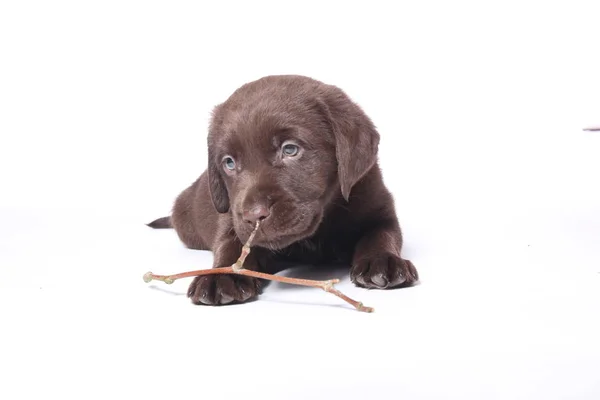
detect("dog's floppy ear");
top-left (207, 111), bottom-right (230, 213)
top-left (207, 145), bottom-right (229, 213)
top-left (320, 87), bottom-right (380, 201)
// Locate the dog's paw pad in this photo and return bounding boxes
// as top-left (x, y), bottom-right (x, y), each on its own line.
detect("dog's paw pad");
top-left (350, 255), bottom-right (418, 289)
top-left (187, 274), bottom-right (262, 305)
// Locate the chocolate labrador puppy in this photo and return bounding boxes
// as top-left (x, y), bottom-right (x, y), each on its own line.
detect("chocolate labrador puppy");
top-left (148, 75), bottom-right (418, 305)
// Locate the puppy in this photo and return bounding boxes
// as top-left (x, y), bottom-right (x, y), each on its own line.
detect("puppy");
top-left (148, 75), bottom-right (418, 305)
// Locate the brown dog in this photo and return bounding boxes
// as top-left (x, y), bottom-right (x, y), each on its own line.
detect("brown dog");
top-left (148, 75), bottom-right (418, 305)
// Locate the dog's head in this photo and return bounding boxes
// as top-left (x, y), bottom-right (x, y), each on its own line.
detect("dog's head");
top-left (206, 75), bottom-right (380, 249)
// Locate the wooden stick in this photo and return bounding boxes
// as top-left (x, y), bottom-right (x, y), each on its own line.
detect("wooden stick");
top-left (143, 221), bottom-right (374, 313)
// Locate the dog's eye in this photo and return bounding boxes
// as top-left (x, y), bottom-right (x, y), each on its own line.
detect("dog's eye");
top-left (223, 156), bottom-right (236, 171)
top-left (282, 143), bottom-right (300, 157)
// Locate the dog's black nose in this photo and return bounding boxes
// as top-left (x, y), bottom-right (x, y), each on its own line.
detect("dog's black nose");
top-left (242, 204), bottom-right (270, 225)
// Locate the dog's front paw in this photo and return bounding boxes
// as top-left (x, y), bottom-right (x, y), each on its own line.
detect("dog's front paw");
top-left (187, 273), bottom-right (262, 305)
top-left (350, 254), bottom-right (418, 289)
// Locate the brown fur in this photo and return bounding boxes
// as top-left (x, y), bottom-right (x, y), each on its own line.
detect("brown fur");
top-left (148, 75), bottom-right (418, 305)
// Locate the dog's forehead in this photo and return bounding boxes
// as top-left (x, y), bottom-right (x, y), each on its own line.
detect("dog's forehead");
top-left (219, 102), bottom-right (317, 149)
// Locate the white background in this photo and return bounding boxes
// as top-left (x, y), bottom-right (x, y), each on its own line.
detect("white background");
top-left (1, 1), bottom-right (599, 399)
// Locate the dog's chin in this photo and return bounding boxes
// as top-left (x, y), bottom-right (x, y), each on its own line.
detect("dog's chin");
top-left (254, 229), bottom-right (313, 251)
top-left (235, 210), bottom-right (323, 251)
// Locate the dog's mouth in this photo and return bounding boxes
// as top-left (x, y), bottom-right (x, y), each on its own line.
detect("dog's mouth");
top-left (254, 213), bottom-right (321, 250)
top-left (235, 203), bottom-right (323, 250)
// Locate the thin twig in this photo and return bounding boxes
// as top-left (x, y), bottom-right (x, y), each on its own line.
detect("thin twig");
top-left (583, 126), bottom-right (600, 131)
top-left (143, 221), bottom-right (374, 313)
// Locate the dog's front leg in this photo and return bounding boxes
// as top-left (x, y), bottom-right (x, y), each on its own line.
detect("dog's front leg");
top-left (350, 221), bottom-right (419, 289)
top-left (187, 228), bottom-right (267, 305)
